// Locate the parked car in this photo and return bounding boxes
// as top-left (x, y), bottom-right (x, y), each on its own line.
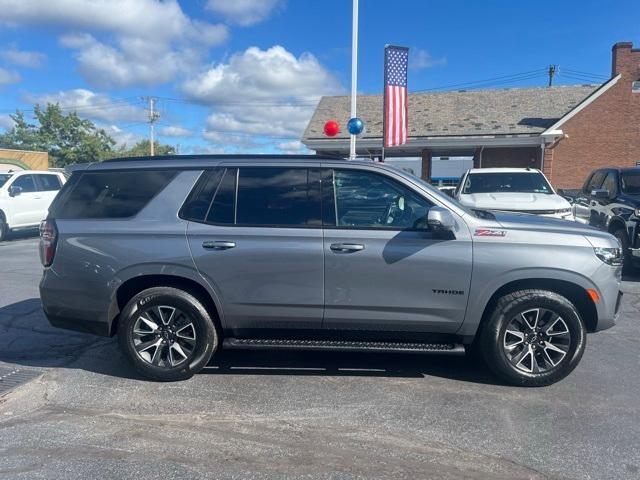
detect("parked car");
top-left (0, 170), bottom-right (66, 241)
top-left (40, 155), bottom-right (622, 386)
top-left (455, 168), bottom-right (574, 220)
top-left (567, 167), bottom-right (640, 272)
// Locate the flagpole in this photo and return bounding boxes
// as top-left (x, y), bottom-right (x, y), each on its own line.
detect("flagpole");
top-left (382, 45), bottom-right (388, 162)
top-left (349, 0), bottom-right (358, 160)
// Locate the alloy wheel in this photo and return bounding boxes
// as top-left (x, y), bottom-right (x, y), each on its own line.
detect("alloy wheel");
top-left (502, 308), bottom-right (571, 374)
top-left (132, 305), bottom-right (197, 368)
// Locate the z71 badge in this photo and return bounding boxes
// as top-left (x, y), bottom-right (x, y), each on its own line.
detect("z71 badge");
top-left (474, 229), bottom-right (506, 237)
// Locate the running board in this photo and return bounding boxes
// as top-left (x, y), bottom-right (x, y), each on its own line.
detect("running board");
top-left (223, 338), bottom-right (465, 355)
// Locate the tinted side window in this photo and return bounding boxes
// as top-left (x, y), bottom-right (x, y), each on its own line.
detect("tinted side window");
top-left (180, 169), bottom-right (224, 222)
top-left (54, 170), bottom-right (176, 219)
top-left (35, 174), bottom-right (62, 191)
top-left (328, 169), bottom-right (434, 230)
top-left (601, 172), bottom-right (617, 196)
top-left (235, 167), bottom-right (317, 227)
top-left (586, 171), bottom-right (606, 193)
top-left (11, 175), bottom-right (37, 193)
top-left (206, 168), bottom-right (237, 225)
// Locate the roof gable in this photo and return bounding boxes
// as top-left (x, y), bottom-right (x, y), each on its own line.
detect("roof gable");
top-left (302, 84), bottom-right (600, 142)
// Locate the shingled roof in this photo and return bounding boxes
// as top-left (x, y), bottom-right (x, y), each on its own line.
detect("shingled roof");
top-left (302, 84), bottom-right (600, 142)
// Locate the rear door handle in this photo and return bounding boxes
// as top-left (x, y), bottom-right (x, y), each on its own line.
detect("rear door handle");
top-left (202, 240), bottom-right (236, 250)
top-left (330, 243), bottom-right (365, 253)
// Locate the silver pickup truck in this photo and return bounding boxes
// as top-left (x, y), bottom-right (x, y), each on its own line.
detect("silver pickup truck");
top-left (39, 155), bottom-right (622, 386)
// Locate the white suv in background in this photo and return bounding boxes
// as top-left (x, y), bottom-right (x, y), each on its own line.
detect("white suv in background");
top-left (455, 168), bottom-right (574, 220)
top-left (0, 170), bottom-right (66, 241)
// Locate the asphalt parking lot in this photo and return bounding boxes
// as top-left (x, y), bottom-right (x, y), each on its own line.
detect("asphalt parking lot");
top-left (0, 233), bottom-right (639, 479)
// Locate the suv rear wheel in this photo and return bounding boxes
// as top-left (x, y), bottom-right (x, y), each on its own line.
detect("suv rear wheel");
top-left (479, 289), bottom-right (586, 386)
top-left (0, 213), bottom-right (7, 242)
top-left (118, 287), bottom-right (219, 381)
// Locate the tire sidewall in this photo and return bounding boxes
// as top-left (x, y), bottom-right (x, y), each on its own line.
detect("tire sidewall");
top-left (482, 291), bottom-right (586, 386)
top-left (118, 287), bottom-right (218, 381)
top-left (0, 217), bottom-right (7, 242)
top-left (613, 228), bottom-right (632, 273)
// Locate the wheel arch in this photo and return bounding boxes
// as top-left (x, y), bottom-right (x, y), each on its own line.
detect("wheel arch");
top-left (479, 278), bottom-right (598, 334)
top-left (110, 274), bottom-right (222, 336)
top-left (607, 216), bottom-right (628, 237)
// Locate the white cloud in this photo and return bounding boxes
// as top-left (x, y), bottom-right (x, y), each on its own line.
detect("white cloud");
top-left (160, 125), bottom-right (193, 138)
top-left (0, 44), bottom-right (46, 68)
top-left (409, 48), bottom-right (447, 71)
top-left (99, 124), bottom-right (144, 147)
top-left (206, 0), bottom-right (284, 26)
top-left (0, 67), bottom-right (20, 85)
top-left (276, 140), bottom-right (308, 154)
top-left (0, 113), bottom-right (16, 130)
top-left (0, 0), bottom-right (228, 88)
top-left (183, 45), bottom-right (343, 147)
top-left (25, 89), bottom-right (147, 123)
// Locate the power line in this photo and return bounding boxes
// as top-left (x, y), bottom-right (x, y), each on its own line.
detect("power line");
top-left (413, 68), bottom-right (549, 92)
top-left (560, 68), bottom-right (608, 79)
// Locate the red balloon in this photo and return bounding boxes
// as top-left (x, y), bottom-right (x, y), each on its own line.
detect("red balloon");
top-left (324, 120), bottom-right (340, 137)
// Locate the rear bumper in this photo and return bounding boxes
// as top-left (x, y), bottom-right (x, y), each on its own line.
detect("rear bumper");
top-left (44, 311), bottom-right (111, 336)
top-left (40, 271), bottom-right (114, 337)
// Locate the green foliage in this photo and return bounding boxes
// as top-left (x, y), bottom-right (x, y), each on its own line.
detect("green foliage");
top-left (0, 104), bottom-right (175, 167)
top-left (108, 140), bottom-right (176, 159)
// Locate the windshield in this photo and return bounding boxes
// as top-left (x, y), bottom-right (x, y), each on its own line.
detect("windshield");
top-left (462, 172), bottom-right (553, 194)
top-left (0, 174), bottom-right (13, 188)
top-left (620, 171), bottom-right (640, 195)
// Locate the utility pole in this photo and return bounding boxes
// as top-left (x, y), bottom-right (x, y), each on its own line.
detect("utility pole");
top-left (548, 65), bottom-right (557, 87)
top-left (146, 97), bottom-right (160, 156)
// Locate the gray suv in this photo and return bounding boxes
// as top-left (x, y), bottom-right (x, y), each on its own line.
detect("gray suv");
top-left (39, 155), bottom-right (622, 386)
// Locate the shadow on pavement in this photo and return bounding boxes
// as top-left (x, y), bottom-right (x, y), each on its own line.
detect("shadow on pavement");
top-left (0, 298), bottom-right (504, 385)
top-left (4, 228), bottom-right (39, 242)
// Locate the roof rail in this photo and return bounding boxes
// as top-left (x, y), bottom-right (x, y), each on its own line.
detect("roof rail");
top-left (102, 153), bottom-right (346, 163)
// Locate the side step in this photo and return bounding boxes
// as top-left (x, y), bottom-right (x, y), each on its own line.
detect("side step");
top-left (223, 338), bottom-right (465, 355)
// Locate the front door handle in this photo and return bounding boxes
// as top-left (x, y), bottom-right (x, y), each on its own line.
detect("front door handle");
top-left (330, 243), bottom-right (365, 253)
top-left (202, 240), bottom-right (236, 250)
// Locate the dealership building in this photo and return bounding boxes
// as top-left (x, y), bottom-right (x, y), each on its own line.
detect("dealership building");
top-left (302, 42), bottom-right (640, 189)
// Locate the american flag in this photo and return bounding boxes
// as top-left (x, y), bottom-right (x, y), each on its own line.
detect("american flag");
top-left (384, 45), bottom-right (409, 147)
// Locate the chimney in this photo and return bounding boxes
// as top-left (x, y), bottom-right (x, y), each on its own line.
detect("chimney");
top-left (612, 41), bottom-right (640, 79)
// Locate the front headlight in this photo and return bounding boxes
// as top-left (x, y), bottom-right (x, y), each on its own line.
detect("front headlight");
top-left (634, 207), bottom-right (640, 218)
top-left (594, 247), bottom-right (623, 266)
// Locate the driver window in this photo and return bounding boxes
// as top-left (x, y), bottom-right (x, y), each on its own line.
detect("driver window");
top-left (601, 172), bottom-right (616, 196)
top-left (11, 174), bottom-right (37, 193)
top-left (331, 170), bottom-right (433, 230)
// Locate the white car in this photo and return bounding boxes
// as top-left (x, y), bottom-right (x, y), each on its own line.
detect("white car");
top-left (455, 168), bottom-right (574, 220)
top-left (0, 170), bottom-right (66, 241)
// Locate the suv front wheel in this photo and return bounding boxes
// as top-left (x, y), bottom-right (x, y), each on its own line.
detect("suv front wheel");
top-left (479, 289), bottom-right (586, 387)
top-left (118, 287), bottom-right (219, 381)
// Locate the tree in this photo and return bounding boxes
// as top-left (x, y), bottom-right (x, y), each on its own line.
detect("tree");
top-left (0, 104), bottom-right (116, 167)
top-left (109, 140), bottom-right (176, 159)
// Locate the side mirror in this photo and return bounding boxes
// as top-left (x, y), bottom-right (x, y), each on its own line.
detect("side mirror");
top-left (591, 188), bottom-right (609, 199)
top-left (427, 206), bottom-right (456, 236)
top-left (8, 185), bottom-right (22, 197)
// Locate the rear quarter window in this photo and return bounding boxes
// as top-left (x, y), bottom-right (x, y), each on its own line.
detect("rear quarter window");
top-left (53, 170), bottom-right (177, 219)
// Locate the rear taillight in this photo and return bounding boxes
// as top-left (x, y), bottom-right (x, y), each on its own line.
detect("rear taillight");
top-left (39, 219), bottom-right (58, 267)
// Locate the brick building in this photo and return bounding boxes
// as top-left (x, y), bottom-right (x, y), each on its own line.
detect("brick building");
top-left (302, 42), bottom-right (640, 189)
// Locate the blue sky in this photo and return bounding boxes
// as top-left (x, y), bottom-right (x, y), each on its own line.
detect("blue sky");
top-left (0, 0), bottom-right (638, 154)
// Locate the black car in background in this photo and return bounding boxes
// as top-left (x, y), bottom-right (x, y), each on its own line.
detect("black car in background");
top-left (564, 167), bottom-right (640, 272)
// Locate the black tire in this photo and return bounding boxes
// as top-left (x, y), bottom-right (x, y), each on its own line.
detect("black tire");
top-left (118, 287), bottom-right (219, 381)
top-left (479, 289), bottom-right (586, 387)
top-left (612, 227), bottom-right (633, 274)
top-left (0, 213), bottom-right (7, 242)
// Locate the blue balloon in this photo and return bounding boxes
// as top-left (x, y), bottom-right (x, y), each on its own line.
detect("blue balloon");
top-left (347, 117), bottom-right (365, 135)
